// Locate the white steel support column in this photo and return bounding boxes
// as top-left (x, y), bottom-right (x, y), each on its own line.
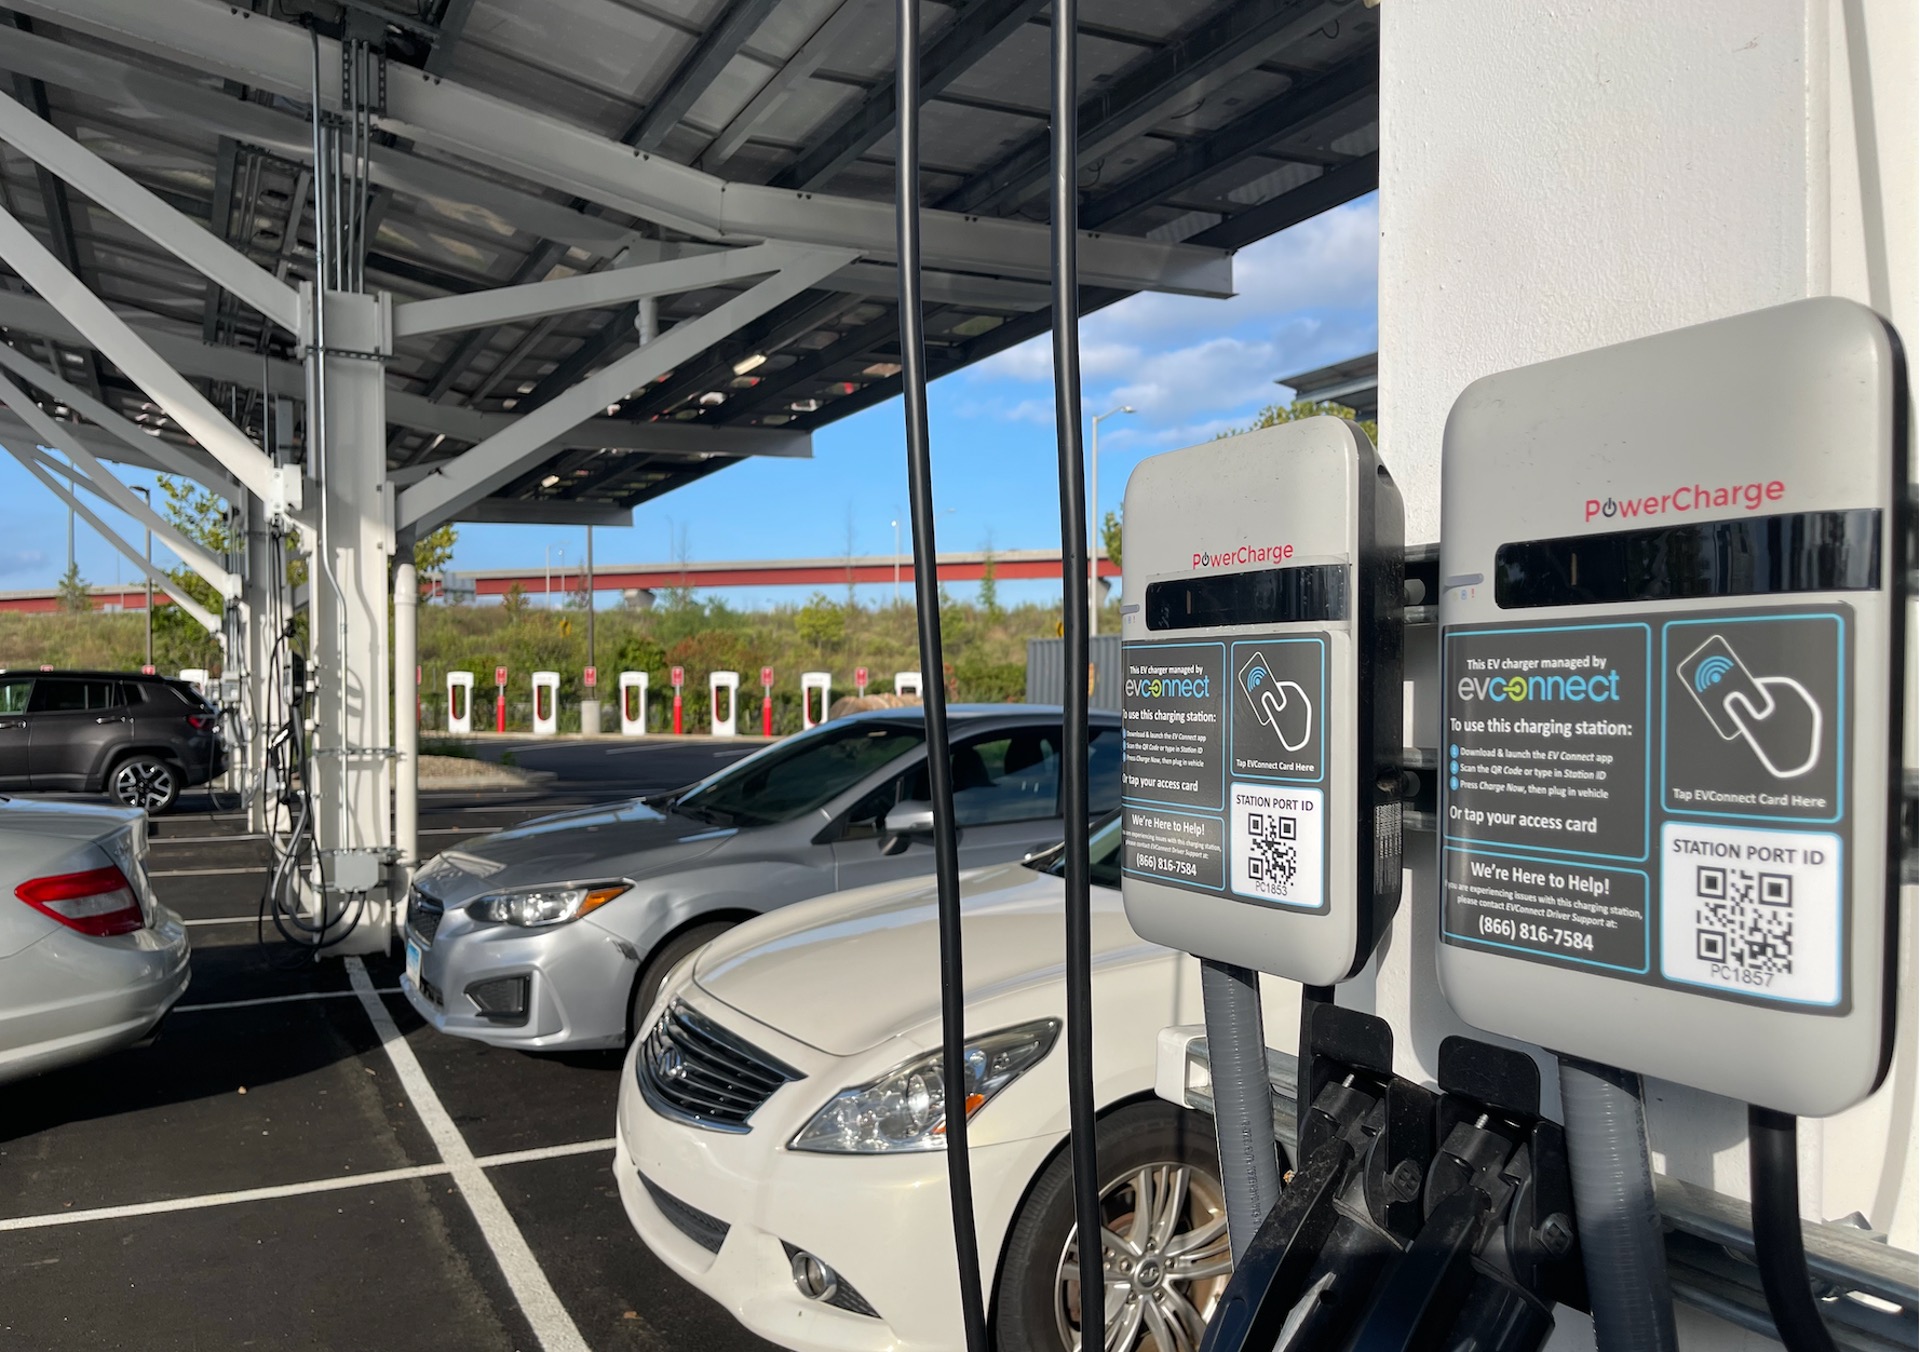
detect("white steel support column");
top-left (393, 560), bottom-right (418, 886)
top-left (306, 287), bottom-right (395, 953)
top-left (242, 498), bottom-right (277, 833)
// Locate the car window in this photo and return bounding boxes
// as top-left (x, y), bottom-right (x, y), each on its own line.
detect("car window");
top-left (30, 678), bottom-right (117, 713)
top-left (1035, 815), bottom-right (1124, 889)
top-left (0, 677), bottom-right (30, 715)
top-left (674, 720), bottom-right (924, 828)
top-left (1088, 726), bottom-right (1122, 815)
top-left (119, 682), bottom-right (148, 706)
top-left (898, 728), bottom-right (1063, 827)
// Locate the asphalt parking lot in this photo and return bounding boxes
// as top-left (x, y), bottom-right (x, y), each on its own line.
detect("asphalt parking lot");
top-left (0, 739), bottom-right (784, 1352)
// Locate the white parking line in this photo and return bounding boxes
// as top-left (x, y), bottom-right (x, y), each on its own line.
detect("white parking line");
top-left (182, 916), bottom-right (258, 927)
top-left (347, 958), bottom-right (591, 1352)
top-left (151, 866), bottom-right (265, 878)
top-left (149, 833), bottom-right (268, 846)
top-left (175, 988), bottom-right (401, 1013)
top-left (0, 1139), bottom-right (617, 1234)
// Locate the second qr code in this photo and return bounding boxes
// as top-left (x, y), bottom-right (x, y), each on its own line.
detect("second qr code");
top-left (1231, 784), bottom-right (1324, 909)
top-left (1659, 823), bottom-right (1842, 1005)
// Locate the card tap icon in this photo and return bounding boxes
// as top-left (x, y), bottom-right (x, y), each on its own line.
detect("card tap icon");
top-left (1239, 651), bottom-right (1312, 753)
top-left (1676, 634), bottom-right (1821, 779)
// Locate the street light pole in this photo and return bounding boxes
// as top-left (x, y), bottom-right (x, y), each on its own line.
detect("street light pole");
top-left (890, 517), bottom-right (901, 605)
top-left (1088, 405), bottom-right (1134, 635)
top-left (132, 484), bottom-right (152, 667)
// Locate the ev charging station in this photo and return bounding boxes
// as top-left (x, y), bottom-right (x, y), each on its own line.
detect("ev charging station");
top-left (1119, 418), bottom-right (1405, 982)
top-left (530, 671), bottom-right (560, 736)
top-left (1438, 297), bottom-right (1905, 1117)
top-left (618, 671), bottom-right (649, 737)
top-left (709, 670), bottom-right (739, 737)
top-left (445, 671), bottom-right (473, 735)
top-left (801, 671), bottom-right (832, 729)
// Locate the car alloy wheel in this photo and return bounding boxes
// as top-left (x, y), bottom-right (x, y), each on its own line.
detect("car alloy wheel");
top-left (112, 758), bottom-right (177, 811)
top-left (1054, 1159), bottom-right (1231, 1351)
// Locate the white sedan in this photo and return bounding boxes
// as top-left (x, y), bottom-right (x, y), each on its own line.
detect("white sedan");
top-left (615, 817), bottom-right (1302, 1352)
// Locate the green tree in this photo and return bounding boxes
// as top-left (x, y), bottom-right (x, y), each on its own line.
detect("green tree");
top-left (1102, 509), bottom-right (1123, 569)
top-left (56, 562), bottom-right (91, 613)
top-left (794, 592), bottom-right (845, 651)
top-left (1227, 397), bottom-right (1379, 447)
top-left (501, 581), bottom-right (528, 618)
top-left (979, 545), bottom-right (1001, 621)
top-left (413, 523), bottom-right (457, 577)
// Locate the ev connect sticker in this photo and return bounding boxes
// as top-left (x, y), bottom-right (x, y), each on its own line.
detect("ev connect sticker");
top-left (1441, 607), bottom-right (1851, 1011)
top-left (1122, 636), bottom-right (1328, 913)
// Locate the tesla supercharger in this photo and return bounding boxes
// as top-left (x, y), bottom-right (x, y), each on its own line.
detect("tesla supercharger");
top-left (1119, 417), bottom-right (1405, 981)
top-left (895, 671), bottom-right (923, 698)
top-left (801, 671), bottom-right (831, 728)
top-left (446, 671), bottom-right (473, 734)
top-left (710, 670), bottom-right (739, 737)
top-left (618, 671), bottom-right (648, 736)
top-left (1438, 297), bottom-right (1907, 1116)
top-left (530, 671), bottom-right (559, 736)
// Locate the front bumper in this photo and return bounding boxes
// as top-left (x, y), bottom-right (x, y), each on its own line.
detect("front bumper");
top-left (400, 905), bottom-right (635, 1050)
top-left (0, 904), bottom-right (191, 1084)
top-left (613, 988), bottom-right (1051, 1352)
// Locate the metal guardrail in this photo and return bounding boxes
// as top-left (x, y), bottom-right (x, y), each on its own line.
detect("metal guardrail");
top-left (1173, 1034), bottom-right (1919, 1350)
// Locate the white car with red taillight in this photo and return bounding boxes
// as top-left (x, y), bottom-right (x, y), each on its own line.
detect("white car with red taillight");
top-left (0, 798), bottom-right (189, 1084)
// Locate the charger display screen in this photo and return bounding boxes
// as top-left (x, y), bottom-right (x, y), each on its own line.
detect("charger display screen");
top-left (1146, 564), bottom-right (1348, 631)
top-left (1494, 509), bottom-right (1880, 609)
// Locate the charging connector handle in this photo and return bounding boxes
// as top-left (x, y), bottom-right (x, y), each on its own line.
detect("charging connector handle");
top-left (1749, 1106), bottom-right (1840, 1352)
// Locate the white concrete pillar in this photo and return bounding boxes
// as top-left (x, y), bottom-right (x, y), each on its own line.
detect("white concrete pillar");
top-left (531, 671), bottom-right (560, 735)
top-left (446, 671), bottom-right (474, 734)
top-left (393, 560), bottom-right (417, 879)
top-left (801, 671), bottom-right (832, 728)
top-left (618, 671), bottom-right (649, 735)
top-left (709, 670), bottom-right (739, 737)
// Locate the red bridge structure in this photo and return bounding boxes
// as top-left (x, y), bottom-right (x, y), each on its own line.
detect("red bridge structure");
top-left (0, 551), bottom-right (1120, 612)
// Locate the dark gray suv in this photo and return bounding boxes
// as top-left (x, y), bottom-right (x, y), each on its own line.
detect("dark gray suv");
top-left (0, 670), bottom-right (226, 813)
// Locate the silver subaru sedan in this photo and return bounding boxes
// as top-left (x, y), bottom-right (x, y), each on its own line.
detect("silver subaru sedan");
top-left (401, 705), bottom-right (1122, 1052)
top-left (0, 798), bottom-right (191, 1084)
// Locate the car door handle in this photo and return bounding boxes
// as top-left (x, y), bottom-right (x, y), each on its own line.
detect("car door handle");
top-left (0, 720), bottom-right (20, 730)
top-left (95, 716), bottom-right (130, 725)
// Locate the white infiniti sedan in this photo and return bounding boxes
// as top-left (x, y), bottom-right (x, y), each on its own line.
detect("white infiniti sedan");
top-left (615, 818), bottom-right (1302, 1352)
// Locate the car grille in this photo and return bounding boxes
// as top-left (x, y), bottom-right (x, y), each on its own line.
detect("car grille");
top-left (408, 887), bottom-right (445, 947)
top-left (641, 1173), bottom-right (730, 1254)
top-left (636, 1000), bottom-right (802, 1133)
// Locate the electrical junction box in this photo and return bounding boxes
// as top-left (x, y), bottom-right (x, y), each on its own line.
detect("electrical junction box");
top-left (1438, 297), bottom-right (1908, 1116)
top-left (1119, 418), bottom-right (1405, 985)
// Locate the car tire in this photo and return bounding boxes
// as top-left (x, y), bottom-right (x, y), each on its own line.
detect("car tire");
top-left (108, 754), bottom-right (181, 814)
top-left (993, 1101), bottom-right (1236, 1352)
top-left (628, 920), bottom-right (737, 1039)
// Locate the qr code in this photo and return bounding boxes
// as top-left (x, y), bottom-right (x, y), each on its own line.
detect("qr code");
top-left (1693, 866), bottom-right (1794, 976)
top-left (1245, 812), bottom-right (1298, 889)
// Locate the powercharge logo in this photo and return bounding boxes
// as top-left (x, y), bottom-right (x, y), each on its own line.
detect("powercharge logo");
top-left (1585, 478), bottom-right (1785, 524)
top-left (1192, 542), bottom-right (1294, 569)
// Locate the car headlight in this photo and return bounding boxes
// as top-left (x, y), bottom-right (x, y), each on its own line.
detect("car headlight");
top-left (789, 1019), bottom-right (1059, 1154)
top-left (466, 882), bottom-right (629, 928)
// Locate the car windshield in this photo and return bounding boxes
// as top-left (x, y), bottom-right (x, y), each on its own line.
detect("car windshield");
top-left (1030, 815), bottom-right (1123, 889)
top-left (672, 720), bottom-right (925, 828)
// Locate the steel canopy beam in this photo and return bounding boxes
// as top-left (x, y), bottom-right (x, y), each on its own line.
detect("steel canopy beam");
top-left (696, 0), bottom-right (862, 171)
top-left (8, 0), bottom-right (1232, 297)
top-left (624, 0), bottom-right (780, 153)
top-left (0, 204), bottom-right (281, 504)
top-left (0, 92), bottom-right (299, 334)
top-left (396, 247), bottom-right (853, 529)
top-left (770, 0), bottom-right (1047, 192)
top-left (941, 0), bottom-right (1353, 216)
top-left (1188, 151), bottom-right (1378, 249)
top-left (392, 242), bottom-right (806, 338)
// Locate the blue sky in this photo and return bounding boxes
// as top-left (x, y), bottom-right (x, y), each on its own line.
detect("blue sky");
top-left (1, 193), bottom-right (1377, 608)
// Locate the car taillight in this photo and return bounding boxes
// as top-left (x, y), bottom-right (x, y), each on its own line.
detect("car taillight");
top-left (16, 865), bottom-right (145, 936)
top-left (186, 713), bottom-right (214, 730)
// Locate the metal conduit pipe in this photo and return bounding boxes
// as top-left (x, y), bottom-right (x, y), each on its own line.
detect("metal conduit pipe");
top-left (1558, 1056), bottom-right (1680, 1352)
top-left (1202, 960), bottom-right (1281, 1262)
top-left (393, 560), bottom-right (418, 877)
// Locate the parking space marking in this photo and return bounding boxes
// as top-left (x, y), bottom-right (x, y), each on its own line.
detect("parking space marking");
top-left (473, 1138), bottom-right (617, 1168)
top-left (175, 988), bottom-right (400, 1013)
top-left (347, 958), bottom-right (591, 1352)
top-left (182, 916), bottom-right (259, 927)
top-left (151, 866), bottom-right (269, 878)
top-left (148, 833), bottom-right (268, 846)
top-left (0, 1161), bottom-right (451, 1233)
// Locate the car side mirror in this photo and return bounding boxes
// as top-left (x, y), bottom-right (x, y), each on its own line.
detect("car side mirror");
top-left (880, 801), bottom-right (938, 854)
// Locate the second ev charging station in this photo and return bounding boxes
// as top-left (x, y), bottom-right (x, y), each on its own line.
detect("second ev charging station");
top-left (1440, 298), bottom-right (1908, 1351)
